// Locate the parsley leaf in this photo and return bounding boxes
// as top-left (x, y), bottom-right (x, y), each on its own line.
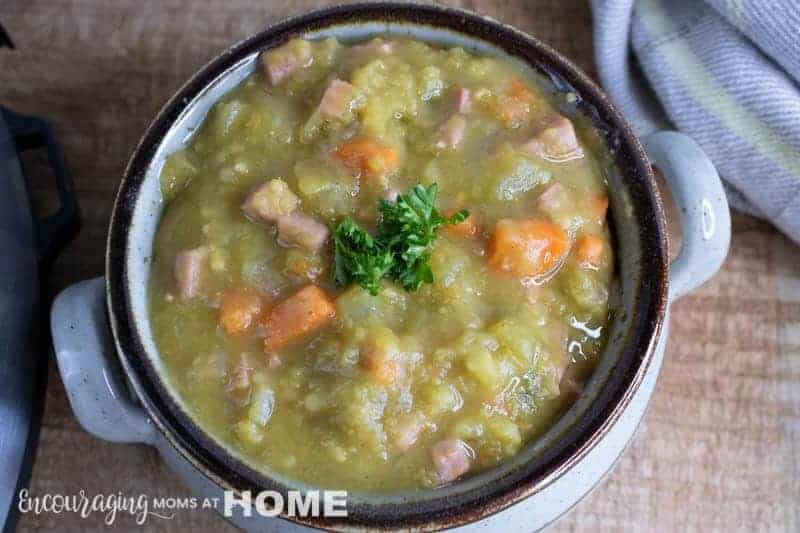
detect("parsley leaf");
top-left (379, 184), bottom-right (468, 290)
top-left (333, 216), bottom-right (394, 295)
top-left (331, 184), bottom-right (469, 294)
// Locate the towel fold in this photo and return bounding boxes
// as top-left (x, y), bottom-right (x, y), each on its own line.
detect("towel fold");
top-left (591, 0), bottom-right (800, 244)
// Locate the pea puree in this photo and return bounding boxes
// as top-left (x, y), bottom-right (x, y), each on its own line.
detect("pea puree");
top-left (149, 36), bottom-right (614, 491)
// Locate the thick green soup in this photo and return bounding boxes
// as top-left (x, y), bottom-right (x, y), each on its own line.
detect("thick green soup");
top-left (149, 37), bottom-right (614, 491)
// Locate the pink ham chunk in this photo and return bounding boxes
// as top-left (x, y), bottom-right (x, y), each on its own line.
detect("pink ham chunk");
top-left (318, 79), bottom-right (356, 120)
top-left (431, 438), bottom-right (473, 484)
top-left (174, 246), bottom-right (208, 301)
top-left (535, 182), bottom-right (569, 215)
top-left (435, 114), bottom-right (467, 149)
top-left (242, 178), bottom-right (299, 223)
top-left (352, 38), bottom-right (395, 55)
top-left (392, 414), bottom-right (426, 452)
top-left (382, 188), bottom-right (400, 202)
top-left (261, 39), bottom-right (313, 86)
top-left (520, 115), bottom-right (584, 162)
top-left (559, 364), bottom-right (584, 404)
top-left (454, 87), bottom-right (472, 114)
top-left (225, 352), bottom-right (255, 406)
top-left (276, 214), bottom-right (330, 253)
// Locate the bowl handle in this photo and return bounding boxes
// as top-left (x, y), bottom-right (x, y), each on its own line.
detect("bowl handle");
top-left (51, 277), bottom-right (156, 445)
top-left (642, 131), bottom-right (731, 301)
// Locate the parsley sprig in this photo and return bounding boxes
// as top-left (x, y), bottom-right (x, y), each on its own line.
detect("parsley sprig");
top-left (333, 184), bottom-right (469, 295)
top-left (333, 217), bottom-right (394, 296)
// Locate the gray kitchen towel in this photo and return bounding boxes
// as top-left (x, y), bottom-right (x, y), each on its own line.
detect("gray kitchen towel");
top-left (591, 0), bottom-right (800, 245)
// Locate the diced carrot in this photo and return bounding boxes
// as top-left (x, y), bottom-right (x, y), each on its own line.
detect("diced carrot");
top-left (488, 218), bottom-right (571, 279)
top-left (219, 287), bottom-right (265, 336)
top-left (574, 235), bottom-right (604, 269)
top-left (499, 98), bottom-right (530, 127)
top-left (588, 195), bottom-right (609, 222)
top-left (333, 139), bottom-right (399, 177)
top-left (361, 351), bottom-right (397, 386)
top-left (443, 211), bottom-right (478, 238)
top-left (262, 285), bottom-right (336, 353)
top-left (508, 78), bottom-right (536, 103)
top-left (498, 78), bottom-right (537, 127)
top-left (360, 328), bottom-right (400, 386)
top-left (286, 254), bottom-right (322, 281)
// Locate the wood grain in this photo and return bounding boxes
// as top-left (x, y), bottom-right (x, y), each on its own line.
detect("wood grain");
top-left (1, 1), bottom-right (797, 531)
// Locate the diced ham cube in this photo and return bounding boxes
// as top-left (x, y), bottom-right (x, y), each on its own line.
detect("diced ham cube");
top-left (520, 115), bottom-right (584, 162)
top-left (242, 178), bottom-right (299, 223)
top-left (431, 438), bottom-right (473, 484)
top-left (174, 246), bottom-right (208, 301)
top-left (262, 285), bottom-right (336, 353)
top-left (228, 353), bottom-right (255, 390)
top-left (266, 353), bottom-right (282, 370)
top-left (536, 182), bottom-right (569, 215)
top-left (382, 188), bottom-right (400, 202)
top-left (261, 39), bottom-right (313, 86)
top-left (225, 352), bottom-right (255, 405)
top-left (559, 364), bottom-right (584, 405)
top-left (392, 414), bottom-right (426, 452)
top-left (435, 114), bottom-right (467, 150)
top-left (454, 87), bottom-right (471, 114)
top-left (276, 214), bottom-right (330, 253)
top-left (352, 38), bottom-right (396, 55)
top-left (318, 79), bottom-right (356, 120)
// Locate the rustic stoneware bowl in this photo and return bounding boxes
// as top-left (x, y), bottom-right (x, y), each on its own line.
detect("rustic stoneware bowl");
top-left (50, 3), bottom-right (730, 531)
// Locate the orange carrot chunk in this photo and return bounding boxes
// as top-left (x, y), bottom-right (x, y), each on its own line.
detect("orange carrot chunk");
top-left (359, 329), bottom-right (401, 386)
top-left (219, 287), bottom-right (265, 336)
top-left (360, 346), bottom-right (398, 386)
top-left (262, 285), bottom-right (336, 353)
top-left (333, 139), bottom-right (399, 177)
top-left (574, 235), bottom-right (605, 269)
top-left (508, 78), bottom-right (536, 103)
top-left (498, 78), bottom-right (536, 127)
top-left (488, 218), bottom-right (571, 279)
top-left (589, 195), bottom-right (609, 222)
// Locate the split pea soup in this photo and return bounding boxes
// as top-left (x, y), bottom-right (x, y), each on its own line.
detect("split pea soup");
top-left (149, 36), bottom-right (614, 491)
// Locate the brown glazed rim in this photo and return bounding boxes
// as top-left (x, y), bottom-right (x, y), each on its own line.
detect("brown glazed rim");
top-left (107, 3), bottom-right (668, 531)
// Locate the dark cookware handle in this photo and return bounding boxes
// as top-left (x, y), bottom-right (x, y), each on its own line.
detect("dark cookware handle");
top-left (3, 108), bottom-right (80, 265)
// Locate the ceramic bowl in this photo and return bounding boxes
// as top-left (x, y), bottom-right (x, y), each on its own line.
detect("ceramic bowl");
top-left (51, 3), bottom-right (730, 531)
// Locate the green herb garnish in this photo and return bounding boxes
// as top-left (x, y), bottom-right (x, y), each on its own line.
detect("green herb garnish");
top-left (379, 184), bottom-right (468, 290)
top-left (332, 184), bottom-right (469, 294)
top-left (333, 216), bottom-right (394, 296)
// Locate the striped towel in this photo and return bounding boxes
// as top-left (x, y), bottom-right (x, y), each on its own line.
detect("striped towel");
top-left (591, 0), bottom-right (800, 245)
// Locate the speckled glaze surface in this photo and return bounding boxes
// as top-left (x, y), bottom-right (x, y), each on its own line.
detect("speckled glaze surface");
top-left (49, 2), bottom-right (730, 531)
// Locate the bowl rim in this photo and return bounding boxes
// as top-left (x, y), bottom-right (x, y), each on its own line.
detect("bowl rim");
top-left (106, 2), bottom-right (669, 530)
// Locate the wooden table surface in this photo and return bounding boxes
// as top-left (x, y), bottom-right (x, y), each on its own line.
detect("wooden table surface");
top-left (2, 1), bottom-right (798, 531)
